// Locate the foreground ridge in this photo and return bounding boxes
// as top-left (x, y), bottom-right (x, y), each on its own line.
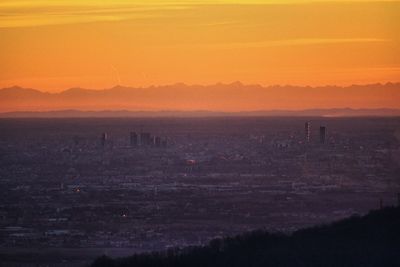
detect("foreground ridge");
top-left (92, 206), bottom-right (400, 267)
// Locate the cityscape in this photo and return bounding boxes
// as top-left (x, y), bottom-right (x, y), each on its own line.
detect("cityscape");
top-left (0, 117), bottom-right (399, 266)
top-left (1, 0), bottom-right (399, 266)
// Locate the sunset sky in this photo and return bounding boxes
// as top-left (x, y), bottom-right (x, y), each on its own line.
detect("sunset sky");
top-left (0, 0), bottom-right (399, 92)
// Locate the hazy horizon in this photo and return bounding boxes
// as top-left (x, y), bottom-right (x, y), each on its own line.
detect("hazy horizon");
top-left (3, 80), bottom-right (400, 93)
top-left (1, 82), bottom-right (400, 113)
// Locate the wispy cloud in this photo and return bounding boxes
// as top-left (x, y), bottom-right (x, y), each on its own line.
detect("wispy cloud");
top-left (186, 38), bottom-right (390, 49)
top-left (0, 1), bottom-right (190, 28)
top-left (1, 0), bottom-right (398, 28)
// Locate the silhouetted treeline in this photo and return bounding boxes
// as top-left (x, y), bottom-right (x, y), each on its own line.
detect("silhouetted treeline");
top-left (92, 207), bottom-right (400, 267)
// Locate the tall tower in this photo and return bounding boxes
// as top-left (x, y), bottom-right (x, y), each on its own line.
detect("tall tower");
top-left (130, 132), bottom-right (138, 147)
top-left (305, 122), bottom-right (311, 143)
top-left (320, 126), bottom-right (326, 144)
top-left (101, 132), bottom-right (107, 148)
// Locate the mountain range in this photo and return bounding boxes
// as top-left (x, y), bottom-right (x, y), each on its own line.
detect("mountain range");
top-left (1, 82), bottom-right (399, 116)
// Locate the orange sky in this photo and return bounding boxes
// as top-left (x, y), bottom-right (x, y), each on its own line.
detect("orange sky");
top-left (0, 0), bottom-right (399, 93)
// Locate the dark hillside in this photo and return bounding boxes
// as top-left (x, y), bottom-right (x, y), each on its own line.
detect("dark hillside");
top-left (92, 206), bottom-right (400, 267)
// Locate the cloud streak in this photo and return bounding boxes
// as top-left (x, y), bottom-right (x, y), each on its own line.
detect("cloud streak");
top-left (1, 0), bottom-right (399, 28)
top-left (181, 38), bottom-right (390, 49)
top-left (0, 2), bottom-right (190, 28)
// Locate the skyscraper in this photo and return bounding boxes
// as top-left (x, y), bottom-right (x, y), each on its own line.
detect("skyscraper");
top-left (140, 132), bottom-right (151, 146)
top-left (130, 132), bottom-right (138, 147)
top-left (305, 122), bottom-right (311, 143)
top-left (320, 126), bottom-right (326, 144)
top-left (101, 132), bottom-right (107, 148)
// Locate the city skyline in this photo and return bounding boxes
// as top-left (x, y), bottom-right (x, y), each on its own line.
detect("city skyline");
top-left (1, 1), bottom-right (400, 266)
top-left (1, 117), bottom-right (399, 266)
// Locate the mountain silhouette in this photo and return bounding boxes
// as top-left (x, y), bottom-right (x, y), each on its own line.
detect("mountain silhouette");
top-left (1, 83), bottom-right (399, 113)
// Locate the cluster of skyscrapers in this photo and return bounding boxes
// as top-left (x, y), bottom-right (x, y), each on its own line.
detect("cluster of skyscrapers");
top-left (100, 131), bottom-right (167, 148)
top-left (305, 122), bottom-right (327, 144)
top-left (129, 132), bottom-right (166, 148)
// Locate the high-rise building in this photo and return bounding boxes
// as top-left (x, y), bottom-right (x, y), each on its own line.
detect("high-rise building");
top-left (101, 132), bottom-right (107, 148)
top-left (305, 122), bottom-right (311, 143)
top-left (130, 132), bottom-right (138, 147)
top-left (140, 132), bottom-right (151, 146)
top-left (320, 126), bottom-right (326, 144)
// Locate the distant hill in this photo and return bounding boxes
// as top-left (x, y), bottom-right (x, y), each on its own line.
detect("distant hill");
top-left (92, 206), bottom-right (400, 267)
top-left (0, 83), bottom-right (400, 113)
